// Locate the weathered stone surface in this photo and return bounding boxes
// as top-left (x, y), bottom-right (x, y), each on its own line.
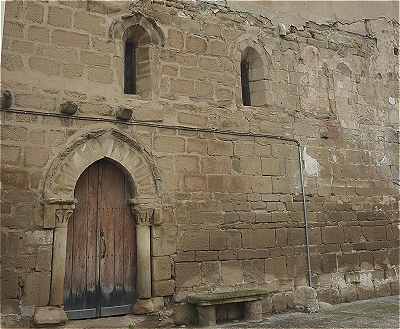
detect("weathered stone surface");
top-left (175, 262), bottom-right (201, 287)
top-left (133, 297), bottom-right (164, 314)
top-left (318, 301), bottom-right (334, 311)
top-left (52, 30), bottom-right (89, 48)
top-left (153, 279), bottom-right (175, 297)
top-left (152, 256), bottom-right (172, 281)
top-left (33, 306), bottom-right (67, 326)
top-left (173, 303), bottom-right (197, 325)
top-left (197, 305), bottom-right (216, 326)
top-left (244, 300), bottom-right (263, 321)
top-left (293, 286), bottom-right (319, 313)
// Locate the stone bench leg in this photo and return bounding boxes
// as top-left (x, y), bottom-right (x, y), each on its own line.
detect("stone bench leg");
top-left (244, 300), bottom-right (262, 321)
top-left (197, 305), bottom-right (216, 327)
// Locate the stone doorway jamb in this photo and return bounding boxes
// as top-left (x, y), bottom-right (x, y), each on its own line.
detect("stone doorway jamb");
top-left (33, 200), bottom-right (76, 326)
top-left (129, 195), bottom-right (161, 314)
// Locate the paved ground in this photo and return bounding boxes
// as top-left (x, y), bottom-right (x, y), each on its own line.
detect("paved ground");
top-left (226, 295), bottom-right (400, 329)
top-left (63, 295), bottom-right (399, 328)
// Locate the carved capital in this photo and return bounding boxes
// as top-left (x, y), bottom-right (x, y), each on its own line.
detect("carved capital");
top-left (132, 205), bottom-right (154, 226)
top-left (55, 207), bottom-right (75, 228)
top-left (43, 201), bottom-right (75, 228)
top-left (129, 197), bottom-right (161, 226)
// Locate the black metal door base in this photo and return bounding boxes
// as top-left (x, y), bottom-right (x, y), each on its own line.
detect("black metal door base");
top-left (101, 304), bottom-right (133, 317)
top-left (66, 304), bottom-right (133, 320)
top-left (66, 308), bottom-right (97, 320)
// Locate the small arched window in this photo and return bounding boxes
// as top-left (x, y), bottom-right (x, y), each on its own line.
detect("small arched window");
top-left (124, 25), bottom-right (152, 97)
top-left (241, 47), bottom-right (267, 106)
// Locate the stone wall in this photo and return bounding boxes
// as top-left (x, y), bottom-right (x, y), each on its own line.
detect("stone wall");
top-left (226, 0), bottom-right (399, 28)
top-left (1, 0), bottom-right (399, 326)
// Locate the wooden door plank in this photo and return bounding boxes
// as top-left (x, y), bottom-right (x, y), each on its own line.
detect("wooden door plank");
top-left (123, 174), bottom-right (135, 303)
top-left (114, 206), bottom-right (125, 296)
top-left (65, 162), bottom-right (100, 313)
top-left (99, 160), bottom-right (136, 311)
top-left (64, 202), bottom-right (74, 306)
top-left (114, 165), bottom-right (126, 300)
top-left (86, 162), bottom-right (99, 308)
top-left (99, 161), bottom-right (116, 307)
top-left (123, 204), bottom-right (136, 303)
top-left (71, 169), bottom-right (88, 309)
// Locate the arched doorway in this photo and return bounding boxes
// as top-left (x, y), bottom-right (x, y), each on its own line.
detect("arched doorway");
top-left (64, 158), bottom-right (136, 319)
top-left (39, 127), bottom-right (161, 324)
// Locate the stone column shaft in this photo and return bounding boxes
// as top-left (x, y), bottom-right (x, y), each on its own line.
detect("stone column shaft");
top-left (136, 224), bottom-right (151, 298)
top-left (197, 305), bottom-right (216, 327)
top-left (131, 202), bottom-right (156, 300)
top-left (50, 206), bottom-right (74, 306)
top-left (50, 226), bottom-right (67, 305)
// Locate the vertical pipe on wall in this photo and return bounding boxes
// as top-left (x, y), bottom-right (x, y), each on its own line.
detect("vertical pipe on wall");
top-left (0, 0), bottom-right (5, 65)
top-left (298, 145), bottom-right (313, 287)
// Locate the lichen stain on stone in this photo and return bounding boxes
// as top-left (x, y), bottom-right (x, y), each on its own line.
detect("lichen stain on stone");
top-left (303, 147), bottom-right (320, 177)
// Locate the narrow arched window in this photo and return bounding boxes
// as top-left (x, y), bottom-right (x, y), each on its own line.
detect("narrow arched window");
top-left (240, 47), bottom-right (267, 106)
top-left (124, 26), bottom-right (152, 97)
top-left (241, 58), bottom-right (251, 106)
top-left (124, 40), bottom-right (136, 94)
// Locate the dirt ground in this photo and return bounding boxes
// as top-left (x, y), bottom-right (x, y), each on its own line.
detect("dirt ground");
top-left (62, 295), bottom-right (399, 328)
top-left (226, 295), bottom-right (400, 328)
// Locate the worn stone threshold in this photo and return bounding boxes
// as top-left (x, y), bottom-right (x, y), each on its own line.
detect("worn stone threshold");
top-left (59, 313), bottom-right (173, 329)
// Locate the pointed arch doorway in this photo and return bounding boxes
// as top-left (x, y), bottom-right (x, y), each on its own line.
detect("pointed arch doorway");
top-left (64, 158), bottom-right (136, 319)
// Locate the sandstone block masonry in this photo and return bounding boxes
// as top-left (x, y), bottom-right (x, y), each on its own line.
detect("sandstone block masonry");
top-left (1, 0), bottom-right (399, 326)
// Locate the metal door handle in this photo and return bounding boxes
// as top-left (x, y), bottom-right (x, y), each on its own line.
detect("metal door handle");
top-left (100, 231), bottom-right (106, 259)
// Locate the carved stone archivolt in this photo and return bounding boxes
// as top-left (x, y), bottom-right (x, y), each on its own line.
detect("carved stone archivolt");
top-left (41, 126), bottom-right (161, 202)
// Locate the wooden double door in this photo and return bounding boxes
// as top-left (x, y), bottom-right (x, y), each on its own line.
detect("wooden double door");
top-left (64, 159), bottom-right (136, 319)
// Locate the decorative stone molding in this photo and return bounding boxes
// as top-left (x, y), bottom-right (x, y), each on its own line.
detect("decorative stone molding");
top-left (228, 33), bottom-right (273, 73)
top-left (109, 12), bottom-right (166, 45)
top-left (41, 126), bottom-right (161, 202)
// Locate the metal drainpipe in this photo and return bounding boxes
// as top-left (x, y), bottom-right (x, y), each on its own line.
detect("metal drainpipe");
top-left (0, 107), bottom-right (313, 286)
top-left (298, 145), bottom-right (313, 287)
top-left (0, 1), bottom-right (5, 64)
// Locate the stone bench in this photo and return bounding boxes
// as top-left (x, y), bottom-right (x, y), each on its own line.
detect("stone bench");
top-left (187, 289), bottom-right (269, 326)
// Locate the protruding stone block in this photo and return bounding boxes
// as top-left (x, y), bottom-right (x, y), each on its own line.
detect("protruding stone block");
top-left (293, 286), bottom-right (319, 313)
top-left (174, 303), bottom-right (197, 325)
top-left (33, 306), bottom-right (67, 326)
top-left (1, 89), bottom-right (15, 109)
top-left (116, 107), bottom-right (133, 121)
top-left (197, 305), bottom-right (216, 327)
top-left (244, 300), bottom-right (263, 321)
top-left (60, 101), bottom-right (79, 115)
top-left (132, 297), bottom-right (164, 314)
